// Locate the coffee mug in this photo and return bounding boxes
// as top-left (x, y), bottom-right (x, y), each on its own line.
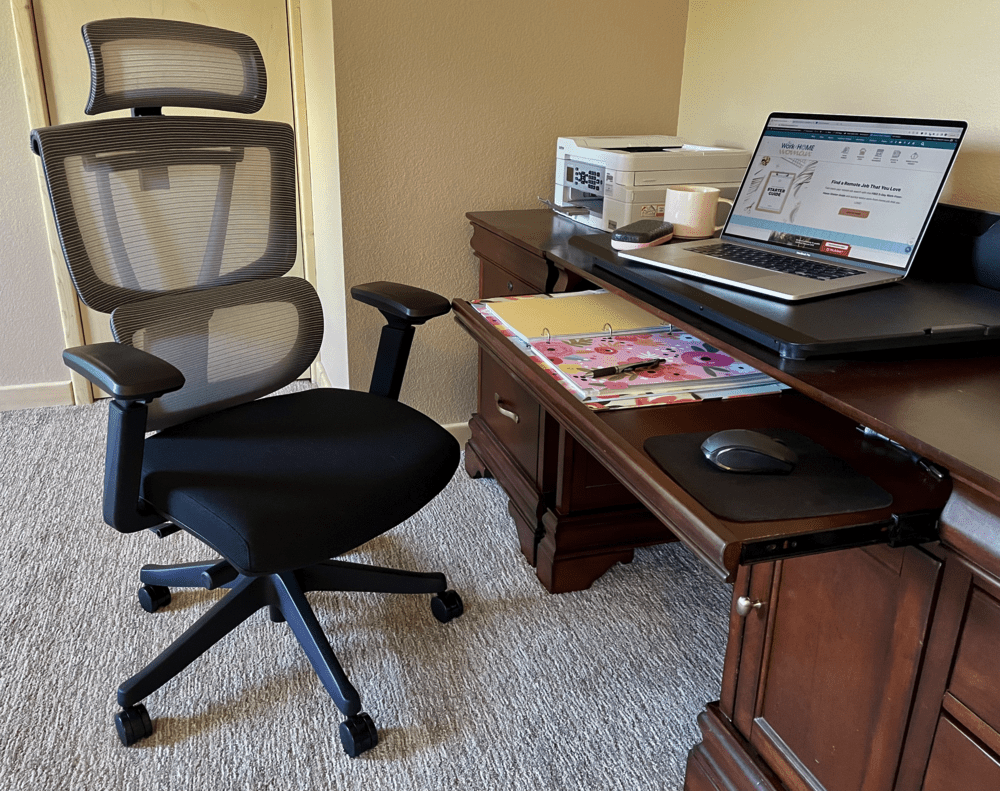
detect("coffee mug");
top-left (663, 186), bottom-right (734, 239)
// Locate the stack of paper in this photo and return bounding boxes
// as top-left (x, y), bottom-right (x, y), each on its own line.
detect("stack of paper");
top-left (474, 291), bottom-right (787, 410)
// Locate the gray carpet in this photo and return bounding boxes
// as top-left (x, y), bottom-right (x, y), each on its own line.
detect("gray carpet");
top-left (0, 395), bottom-right (729, 790)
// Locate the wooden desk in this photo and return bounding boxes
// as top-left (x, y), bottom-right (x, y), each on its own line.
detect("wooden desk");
top-left (456, 209), bottom-right (1000, 790)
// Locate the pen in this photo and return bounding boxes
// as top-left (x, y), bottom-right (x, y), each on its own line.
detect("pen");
top-left (587, 358), bottom-right (666, 378)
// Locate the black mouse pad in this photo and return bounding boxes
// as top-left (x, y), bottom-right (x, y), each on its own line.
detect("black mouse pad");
top-left (644, 428), bottom-right (892, 522)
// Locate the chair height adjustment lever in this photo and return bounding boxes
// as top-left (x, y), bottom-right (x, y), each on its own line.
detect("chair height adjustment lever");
top-left (149, 523), bottom-right (181, 539)
top-left (201, 561), bottom-right (239, 590)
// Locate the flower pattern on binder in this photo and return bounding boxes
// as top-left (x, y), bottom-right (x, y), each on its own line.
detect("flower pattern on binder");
top-left (470, 298), bottom-right (782, 410)
top-left (530, 330), bottom-right (770, 399)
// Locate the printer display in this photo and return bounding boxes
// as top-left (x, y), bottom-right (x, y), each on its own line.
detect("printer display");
top-left (552, 135), bottom-right (751, 232)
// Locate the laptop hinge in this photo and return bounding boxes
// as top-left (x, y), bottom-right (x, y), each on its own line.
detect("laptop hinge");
top-left (739, 509), bottom-right (941, 565)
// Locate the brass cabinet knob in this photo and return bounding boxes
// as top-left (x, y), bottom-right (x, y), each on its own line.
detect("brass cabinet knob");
top-left (736, 596), bottom-right (765, 617)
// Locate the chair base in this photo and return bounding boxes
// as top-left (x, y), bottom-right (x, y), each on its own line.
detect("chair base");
top-left (116, 558), bottom-right (462, 755)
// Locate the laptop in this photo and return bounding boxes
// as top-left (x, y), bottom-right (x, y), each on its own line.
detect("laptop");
top-left (620, 113), bottom-right (967, 301)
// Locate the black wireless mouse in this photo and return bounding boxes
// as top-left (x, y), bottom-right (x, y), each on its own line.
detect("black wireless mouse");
top-left (700, 429), bottom-right (798, 474)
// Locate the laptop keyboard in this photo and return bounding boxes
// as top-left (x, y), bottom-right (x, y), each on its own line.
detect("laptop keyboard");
top-left (694, 243), bottom-right (865, 281)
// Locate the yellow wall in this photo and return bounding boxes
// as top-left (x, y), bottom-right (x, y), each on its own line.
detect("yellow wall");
top-left (8, 0), bottom-right (1000, 424)
top-left (678, 0), bottom-right (1000, 211)
top-left (0, 5), bottom-right (66, 387)
top-left (331, 0), bottom-right (689, 423)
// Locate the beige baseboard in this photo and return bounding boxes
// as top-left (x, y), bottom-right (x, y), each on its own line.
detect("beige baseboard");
top-left (0, 381), bottom-right (75, 412)
top-left (443, 421), bottom-right (472, 445)
top-left (311, 359), bottom-right (332, 388)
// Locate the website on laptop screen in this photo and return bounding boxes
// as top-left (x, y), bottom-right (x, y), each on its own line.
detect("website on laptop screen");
top-left (725, 116), bottom-right (965, 270)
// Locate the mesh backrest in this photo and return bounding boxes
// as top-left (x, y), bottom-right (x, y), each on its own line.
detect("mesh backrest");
top-left (31, 116), bottom-right (297, 313)
top-left (82, 18), bottom-right (266, 115)
top-left (112, 277), bottom-right (323, 431)
top-left (33, 18), bottom-right (320, 429)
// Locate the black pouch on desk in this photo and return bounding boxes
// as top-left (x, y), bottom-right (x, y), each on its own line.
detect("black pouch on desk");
top-left (610, 219), bottom-right (674, 250)
top-left (644, 428), bottom-right (892, 522)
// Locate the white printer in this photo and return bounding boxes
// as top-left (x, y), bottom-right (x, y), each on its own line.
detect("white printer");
top-left (551, 135), bottom-right (751, 232)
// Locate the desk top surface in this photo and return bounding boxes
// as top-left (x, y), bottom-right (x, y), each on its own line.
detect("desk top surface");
top-left (467, 209), bottom-right (1000, 502)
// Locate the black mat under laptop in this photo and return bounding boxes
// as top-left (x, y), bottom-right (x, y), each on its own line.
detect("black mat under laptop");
top-left (644, 429), bottom-right (892, 522)
top-left (572, 204), bottom-right (1000, 360)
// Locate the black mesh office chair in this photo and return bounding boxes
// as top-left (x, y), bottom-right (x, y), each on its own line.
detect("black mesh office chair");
top-left (30, 18), bottom-right (463, 757)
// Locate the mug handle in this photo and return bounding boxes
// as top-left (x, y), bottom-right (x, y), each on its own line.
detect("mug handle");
top-left (715, 198), bottom-right (734, 232)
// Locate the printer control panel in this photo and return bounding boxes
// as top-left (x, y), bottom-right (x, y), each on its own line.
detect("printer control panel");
top-left (566, 160), bottom-right (605, 196)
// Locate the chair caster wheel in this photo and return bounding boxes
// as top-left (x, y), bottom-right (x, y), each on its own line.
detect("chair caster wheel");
top-left (269, 604), bottom-right (286, 623)
top-left (115, 704), bottom-right (153, 746)
top-left (431, 590), bottom-right (464, 623)
top-left (138, 584), bottom-right (171, 613)
top-left (339, 711), bottom-right (378, 757)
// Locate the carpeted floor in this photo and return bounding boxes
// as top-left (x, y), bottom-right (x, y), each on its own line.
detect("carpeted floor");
top-left (0, 395), bottom-right (729, 790)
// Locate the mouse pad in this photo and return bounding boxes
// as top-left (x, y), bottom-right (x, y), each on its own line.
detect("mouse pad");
top-left (644, 428), bottom-right (892, 522)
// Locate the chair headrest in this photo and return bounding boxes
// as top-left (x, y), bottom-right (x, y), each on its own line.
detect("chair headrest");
top-left (82, 17), bottom-right (267, 115)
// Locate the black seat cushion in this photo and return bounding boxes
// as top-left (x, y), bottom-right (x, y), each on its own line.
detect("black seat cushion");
top-left (140, 388), bottom-right (460, 575)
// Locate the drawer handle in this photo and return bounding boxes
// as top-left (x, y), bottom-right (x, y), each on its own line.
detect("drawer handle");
top-left (494, 393), bottom-right (520, 423)
top-left (735, 596), bottom-right (765, 617)
top-left (507, 281), bottom-right (515, 292)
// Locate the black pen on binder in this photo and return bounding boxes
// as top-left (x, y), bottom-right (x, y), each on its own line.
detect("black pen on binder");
top-left (587, 358), bottom-right (666, 378)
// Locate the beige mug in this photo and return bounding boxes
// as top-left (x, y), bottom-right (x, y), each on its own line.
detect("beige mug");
top-left (664, 185), bottom-right (734, 239)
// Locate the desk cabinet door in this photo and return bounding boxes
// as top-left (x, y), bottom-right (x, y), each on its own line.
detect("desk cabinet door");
top-left (733, 545), bottom-right (942, 791)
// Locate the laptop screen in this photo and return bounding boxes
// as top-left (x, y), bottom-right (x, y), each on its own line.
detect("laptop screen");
top-left (723, 113), bottom-right (967, 271)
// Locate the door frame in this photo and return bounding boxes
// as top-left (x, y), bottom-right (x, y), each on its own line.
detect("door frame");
top-left (10, 0), bottom-right (349, 403)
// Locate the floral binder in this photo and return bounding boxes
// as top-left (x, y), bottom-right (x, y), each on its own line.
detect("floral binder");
top-left (528, 328), bottom-right (774, 402)
top-left (472, 295), bottom-right (785, 410)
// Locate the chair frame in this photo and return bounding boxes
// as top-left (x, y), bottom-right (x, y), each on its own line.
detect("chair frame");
top-left (40, 17), bottom-right (465, 756)
top-left (61, 281), bottom-right (460, 756)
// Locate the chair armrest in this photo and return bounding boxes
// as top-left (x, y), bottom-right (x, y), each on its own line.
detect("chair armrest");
top-left (350, 281), bottom-right (451, 326)
top-left (349, 282), bottom-right (451, 400)
top-left (63, 344), bottom-right (183, 532)
top-left (63, 342), bottom-right (185, 401)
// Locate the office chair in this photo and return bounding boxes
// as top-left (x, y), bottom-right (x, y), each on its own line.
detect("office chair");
top-left (30, 17), bottom-right (463, 757)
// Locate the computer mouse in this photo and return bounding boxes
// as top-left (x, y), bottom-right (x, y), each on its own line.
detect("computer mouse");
top-left (700, 429), bottom-right (798, 474)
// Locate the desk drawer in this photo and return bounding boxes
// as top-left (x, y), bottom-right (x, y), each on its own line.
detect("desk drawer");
top-left (602, 392), bottom-right (952, 576)
top-left (922, 715), bottom-right (1000, 790)
top-left (479, 258), bottom-right (537, 298)
top-left (479, 354), bottom-right (542, 480)
top-left (471, 224), bottom-right (549, 292)
top-left (948, 586), bottom-right (1000, 735)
